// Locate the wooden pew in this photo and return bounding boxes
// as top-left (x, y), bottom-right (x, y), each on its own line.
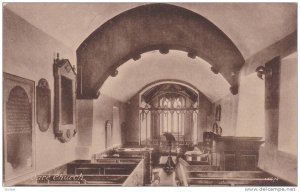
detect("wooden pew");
top-left (187, 170), bottom-right (268, 178)
top-left (36, 174), bottom-right (127, 186)
top-left (113, 147), bottom-right (153, 184)
top-left (81, 159), bottom-right (145, 186)
top-left (66, 160), bottom-right (135, 185)
top-left (33, 174), bottom-right (128, 186)
top-left (123, 158), bottom-right (145, 186)
top-left (177, 158), bottom-right (288, 186)
top-left (67, 160), bottom-right (138, 175)
top-left (188, 171), bottom-right (274, 186)
top-left (64, 158), bottom-right (144, 186)
top-left (17, 156), bottom-right (145, 186)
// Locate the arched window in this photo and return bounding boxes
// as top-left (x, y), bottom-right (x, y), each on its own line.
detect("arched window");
top-left (139, 83), bottom-right (200, 145)
top-left (159, 96), bottom-right (185, 136)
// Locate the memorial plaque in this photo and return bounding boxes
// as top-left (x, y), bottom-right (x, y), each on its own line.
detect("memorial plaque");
top-left (3, 73), bottom-right (35, 181)
top-left (36, 78), bottom-right (51, 132)
top-left (53, 54), bottom-right (77, 143)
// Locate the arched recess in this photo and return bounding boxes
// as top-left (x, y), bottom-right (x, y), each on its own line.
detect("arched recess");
top-left (137, 79), bottom-right (211, 110)
top-left (137, 80), bottom-right (211, 145)
top-left (77, 3), bottom-right (245, 99)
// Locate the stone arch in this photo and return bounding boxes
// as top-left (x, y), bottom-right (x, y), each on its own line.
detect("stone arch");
top-left (77, 3), bottom-right (245, 99)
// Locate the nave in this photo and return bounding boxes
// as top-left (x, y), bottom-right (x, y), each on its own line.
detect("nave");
top-left (2, 3), bottom-right (297, 187)
top-left (17, 132), bottom-right (292, 186)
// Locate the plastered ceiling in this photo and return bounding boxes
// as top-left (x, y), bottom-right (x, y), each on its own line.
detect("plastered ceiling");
top-left (100, 50), bottom-right (230, 102)
top-left (5, 3), bottom-right (297, 102)
top-left (6, 3), bottom-right (296, 59)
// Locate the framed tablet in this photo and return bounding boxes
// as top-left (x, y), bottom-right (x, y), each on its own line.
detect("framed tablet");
top-left (53, 55), bottom-right (77, 143)
top-left (3, 73), bottom-right (35, 181)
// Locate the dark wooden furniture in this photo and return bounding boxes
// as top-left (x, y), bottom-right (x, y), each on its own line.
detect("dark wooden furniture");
top-left (67, 160), bottom-right (137, 176)
top-left (177, 158), bottom-right (290, 186)
top-left (202, 132), bottom-right (220, 166)
top-left (187, 171), bottom-right (285, 186)
top-left (114, 148), bottom-right (153, 184)
top-left (65, 159), bottom-right (144, 186)
top-left (215, 137), bottom-right (264, 171)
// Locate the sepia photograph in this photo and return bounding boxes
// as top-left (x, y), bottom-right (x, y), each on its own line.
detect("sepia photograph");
top-left (1, 1), bottom-right (298, 190)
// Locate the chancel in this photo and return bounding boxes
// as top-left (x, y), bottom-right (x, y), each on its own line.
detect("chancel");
top-left (2, 3), bottom-right (297, 187)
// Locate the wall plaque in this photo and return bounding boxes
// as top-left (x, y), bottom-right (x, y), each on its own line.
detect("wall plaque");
top-left (53, 54), bottom-right (77, 143)
top-left (36, 78), bottom-right (51, 132)
top-left (3, 73), bottom-right (35, 182)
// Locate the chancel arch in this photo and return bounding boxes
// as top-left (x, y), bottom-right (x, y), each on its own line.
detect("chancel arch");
top-left (77, 3), bottom-right (245, 99)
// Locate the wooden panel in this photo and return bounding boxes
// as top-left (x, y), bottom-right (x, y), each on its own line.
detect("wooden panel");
top-left (224, 154), bottom-right (235, 171)
top-left (67, 162), bottom-right (137, 175)
top-left (35, 174), bottom-right (128, 186)
top-left (187, 171), bottom-right (268, 178)
top-left (83, 175), bottom-right (128, 183)
top-left (188, 177), bottom-right (279, 186)
top-left (123, 159), bottom-right (144, 186)
top-left (216, 137), bottom-right (263, 171)
top-left (239, 155), bottom-right (257, 171)
top-left (186, 166), bottom-right (219, 171)
top-left (75, 168), bottom-right (102, 175)
top-left (114, 148), bottom-right (153, 184)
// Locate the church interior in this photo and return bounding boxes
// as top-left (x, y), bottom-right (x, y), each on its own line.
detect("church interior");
top-left (2, 3), bottom-right (298, 187)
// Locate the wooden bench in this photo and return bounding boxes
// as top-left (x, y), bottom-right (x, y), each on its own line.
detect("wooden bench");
top-left (176, 158), bottom-right (289, 186)
top-left (67, 160), bottom-right (138, 176)
top-left (187, 171), bottom-right (274, 186)
top-left (113, 148), bottom-right (153, 184)
top-left (83, 175), bottom-right (128, 186)
top-left (31, 158), bottom-right (145, 186)
top-left (35, 174), bottom-right (127, 186)
top-left (17, 156), bottom-right (145, 186)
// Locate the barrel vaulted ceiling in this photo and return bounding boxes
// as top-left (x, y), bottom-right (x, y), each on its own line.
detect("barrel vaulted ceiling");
top-left (101, 50), bottom-right (230, 102)
top-left (5, 3), bottom-right (297, 102)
